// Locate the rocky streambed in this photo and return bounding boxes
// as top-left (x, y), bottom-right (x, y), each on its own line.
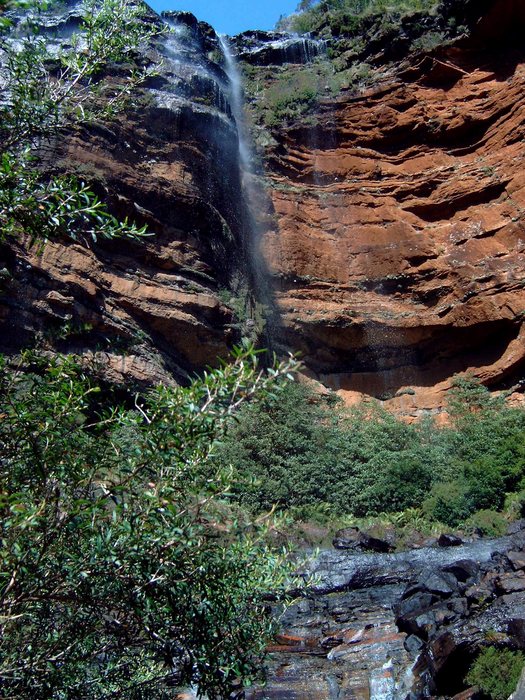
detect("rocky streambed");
top-left (245, 525), bottom-right (525, 699)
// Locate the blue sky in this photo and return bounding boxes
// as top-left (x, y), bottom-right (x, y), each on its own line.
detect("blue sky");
top-left (148, 0), bottom-right (300, 35)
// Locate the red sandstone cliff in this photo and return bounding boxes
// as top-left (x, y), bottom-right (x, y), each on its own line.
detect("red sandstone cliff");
top-left (257, 1), bottom-right (525, 417)
top-left (1, 0), bottom-right (524, 417)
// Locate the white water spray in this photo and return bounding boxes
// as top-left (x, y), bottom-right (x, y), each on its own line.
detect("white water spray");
top-left (217, 35), bottom-right (279, 343)
top-left (218, 35), bottom-right (253, 176)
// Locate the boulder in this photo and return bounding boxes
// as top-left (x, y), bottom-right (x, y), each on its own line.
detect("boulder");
top-left (495, 572), bottom-right (525, 595)
top-left (508, 520), bottom-right (525, 535)
top-left (438, 533), bottom-right (464, 548)
top-left (508, 551), bottom-right (525, 571)
top-left (332, 526), bottom-right (396, 553)
top-left (332, 526), bottom-right (361, 550)
top-left (443, 559), bottom-right (480, 583)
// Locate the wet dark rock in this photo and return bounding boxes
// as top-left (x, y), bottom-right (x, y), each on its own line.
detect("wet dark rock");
top-left (332, 526), bottom-right (396, 553)
top-left (162, 10), bottom-right (199, 31)
top-left (312, 529), bottom-right (525, 594)
top-left (252, 529), bottom-right (525, 699)
top-left (161, 11), bottom-right (217, 53)
top-left (396, 592), bottom-right (438, 621)
top-left (508, 519), bottom-right (525, 535)
top-left (495, 571), bottom-right (525, 594)
top-left (465, 583), bottom-right (494, 606)
top-left (405, 634), bottom-right (424, 657)
top-left (442, 559), bottom-right (480, 583)
top-left (508, 616), bottom-right (525, 646)
top-left (232, 30), bottom-right (325, 66)
top-left (438, 533), bottom-right (464, 547)
top-left (483, 550), bottom-right (515, 574)
top-left (416, 569), bottom-right (459, 597)
top-left (509, 667), bottom-right (525, 700)
top-left (396, 591), bottom-right (467, 640)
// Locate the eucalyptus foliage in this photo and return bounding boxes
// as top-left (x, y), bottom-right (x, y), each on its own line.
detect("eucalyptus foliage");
top-left (0, 345), bottom-right (299, 698)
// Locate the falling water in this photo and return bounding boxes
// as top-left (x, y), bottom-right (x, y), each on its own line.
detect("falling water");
top-left (218, 35), bottom-right (279, 346)
top-left (218, 35), bottom-right (253, 177)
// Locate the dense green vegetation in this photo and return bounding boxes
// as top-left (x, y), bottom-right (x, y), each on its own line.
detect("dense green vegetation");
top-left (279, 0), bottom-right (440, 36)
top-left (0, 347), bottom-right (298, 698)
top-left (215, 378), bottom-right (525, 529)
top-left (467, 647), bottom-right (525, 700)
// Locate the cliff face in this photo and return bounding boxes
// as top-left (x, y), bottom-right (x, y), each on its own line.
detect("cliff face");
top-left (1, 0), bottom-right (524, 414)
top-left (0, 8), bottom-right (250, 386)
top-left (254, 0), bottom-right (525, 416)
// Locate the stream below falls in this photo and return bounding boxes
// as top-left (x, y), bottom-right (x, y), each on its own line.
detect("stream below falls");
top-left (243, 528), bottom-right (525, 700)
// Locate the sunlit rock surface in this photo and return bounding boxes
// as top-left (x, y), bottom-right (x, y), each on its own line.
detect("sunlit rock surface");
top-left (257, 1), bottom-right (525, 417)
top-left (0, 0), bottom-right (524, 412)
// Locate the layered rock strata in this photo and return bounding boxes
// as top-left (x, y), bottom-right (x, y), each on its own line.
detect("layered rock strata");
top-left (1, 1), bottom-right (524, 414)
top-left (0, 9), bottom-right (253, 385)
top-left (246, 528), bottom-right (525, 699)
top-left (254, 2), bottom-right (525, 416)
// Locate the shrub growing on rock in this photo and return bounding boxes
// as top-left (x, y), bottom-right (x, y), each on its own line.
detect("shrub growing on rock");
top-left (466, 647), bottom-right (525, 700)
top-left (464, 510), bottom-right (508, 537)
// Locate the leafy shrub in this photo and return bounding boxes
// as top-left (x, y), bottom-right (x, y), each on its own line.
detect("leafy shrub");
top-left (216, 382), bottom-right (332, 510)
top-left (216, 376), bottom-right (525, 527)
top-left (464, 510), bottom-right (508, 537)
top-left (466, 647), bottom-right (525, 700)
top-left (504, 490), bottom-right (525, 520)
top-left (423, 479), bottom-right (471, 527)
top-left (0, 346), bottom-right (298, 698)
top-left (411, 30), bottom-right (446, 51)
top-left (423, 459), bottom-right (506, 527)
top-left (0, 0), bottom-right (156, 245)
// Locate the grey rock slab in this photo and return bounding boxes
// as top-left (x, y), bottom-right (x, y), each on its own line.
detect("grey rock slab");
top-left (307, 531), bottom-right (525, 594)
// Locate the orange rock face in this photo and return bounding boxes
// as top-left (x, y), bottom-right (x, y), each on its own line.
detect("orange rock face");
top-left (0, 19), bottom-right (246, 387)
top-left (1, 3), bottom-right (524, 416)
top-left (260, 41), bottom-right (525, 416)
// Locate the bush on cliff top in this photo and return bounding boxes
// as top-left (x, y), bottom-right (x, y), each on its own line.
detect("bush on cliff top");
top-left (279, 0), bottom-right (440, 36)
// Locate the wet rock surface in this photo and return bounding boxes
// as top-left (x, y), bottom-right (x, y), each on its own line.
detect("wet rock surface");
top-left (0, 6), bottom-right (253, 385)
top-left (232, 31), bottom-right (326, 67)
top-left (333, 525), bottom-right (397, 553)
top-left (246, 528), bottom-right (525, 699)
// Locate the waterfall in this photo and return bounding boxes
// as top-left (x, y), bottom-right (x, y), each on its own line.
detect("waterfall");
top-left (218, 35), bottom-right (278, 347)
top-left (218, 34), bottom-right (253, 177)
